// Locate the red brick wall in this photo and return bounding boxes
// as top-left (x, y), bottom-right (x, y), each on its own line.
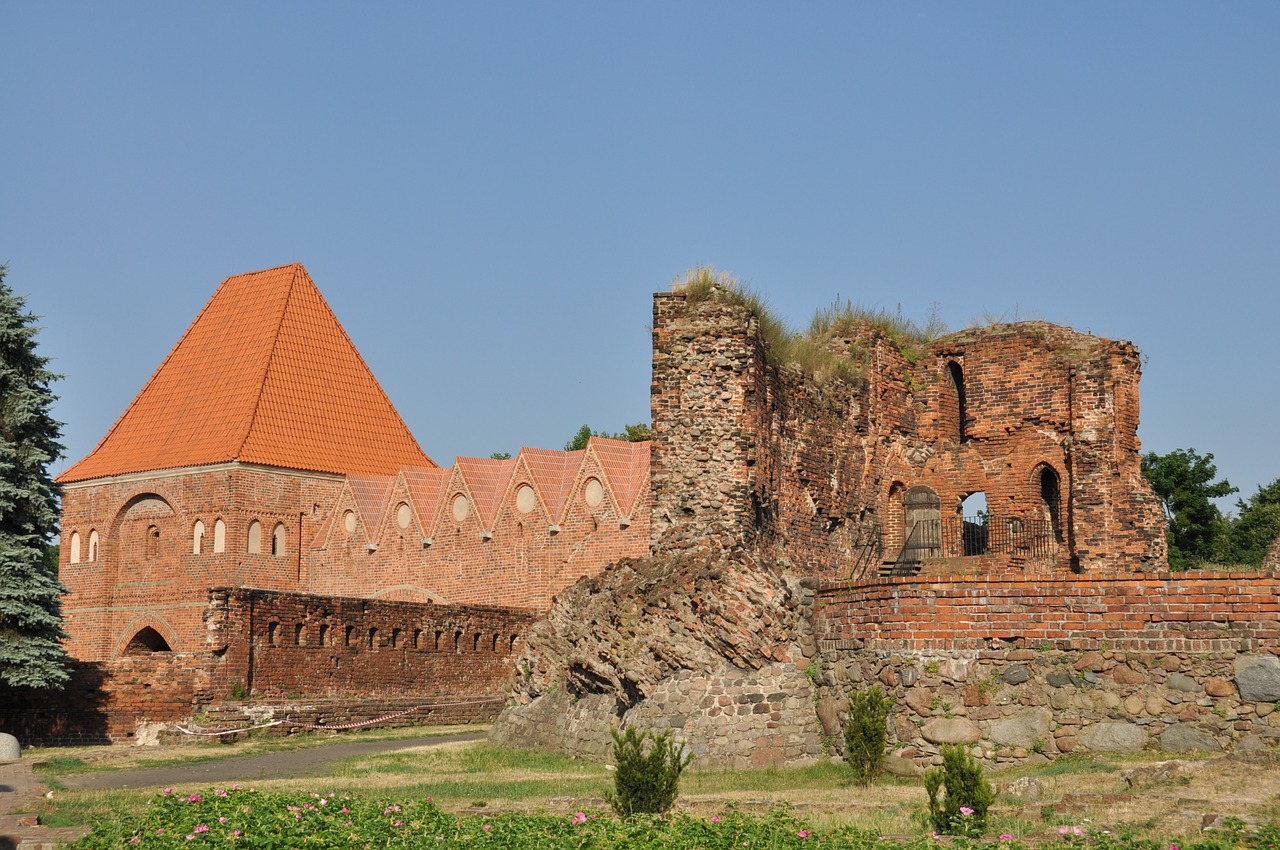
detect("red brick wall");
top-left (814, 571), bottom-right (1280, 652)
top-left (649, 289), bottom-right (1166, 576)
top-left (208, 588), bottom-right (536, 700)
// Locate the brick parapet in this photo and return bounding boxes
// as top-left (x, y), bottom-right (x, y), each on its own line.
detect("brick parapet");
top-left (814, 571), bottom-right (1280, 653)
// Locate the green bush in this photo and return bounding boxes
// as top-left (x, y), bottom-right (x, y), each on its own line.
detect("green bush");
top-left (923, 743), bottom-right (995, 835)
top-left (843, 686), bottom-right (895, 785)
top-left (605, 726), bottom-right (692, 817)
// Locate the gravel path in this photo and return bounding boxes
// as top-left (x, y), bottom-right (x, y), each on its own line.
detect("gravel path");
top-left (61, 730), bottom-right (487, 791)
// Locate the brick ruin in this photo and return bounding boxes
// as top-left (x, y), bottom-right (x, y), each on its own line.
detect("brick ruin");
top-left (12, 268), bottom-right (1280, 760)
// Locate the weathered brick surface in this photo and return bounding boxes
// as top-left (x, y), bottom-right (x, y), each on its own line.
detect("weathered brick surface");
top-left (813, 572), bottom-right (1280, 652)
top-left (59, 443), bottom-right (645, 661)
top-left (650, 288), bottom-right (1166, 575)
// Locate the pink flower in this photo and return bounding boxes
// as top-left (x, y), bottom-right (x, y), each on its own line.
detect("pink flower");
top-left (215, 789), bottom-right (227, 797)
top-left (798, 829), bottom-right (812, 838)
top-left (187, 794), bottom-right (203, 803)
top-left (960, 807), bottom-right (974, 816)
top-left (482, 824), bottom-right (491, 831)
top-left (156, 829), bottom-right (166, 835)
top-left (194, 824), bottom-right (209, 834)
top-left (129, 838), bottom-right (141, 845)
top-left (341, 807), bottom-right (350, 814)
top-left (232, 829), bottom-right (241, 838)
top-left (218, 816), bottom-right (228, 823)
top-left (394, 820), bottom-right (404, 827)
top-left (711, 816), bottom-right (722, 823)
top-left (185, 835), bottom-right (195, 841)
top-left (1170, 846), bottom-right (1180, 850)
top-left (1059, 827), bottom-right (1071, 836)
top-left (932, 832), bottom-right (942, 840)
top-left (163, 787), bottom-right (173, 794)
top-left (1001, 835), bottom-right (1014, 841)
top-left (1074, 827), bottom-right (1083, 836)
top-left (572, 812), bottom-right (588, 826)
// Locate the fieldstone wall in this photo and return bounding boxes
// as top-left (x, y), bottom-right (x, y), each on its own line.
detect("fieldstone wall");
top-left (491, 553), bottom-right (826, 768)
top-left (814, 644), bottom-right (1280, 770)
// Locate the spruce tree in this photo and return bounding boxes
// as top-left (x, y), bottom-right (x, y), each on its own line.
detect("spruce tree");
top-left (0, 265), bottom-right (70, 689)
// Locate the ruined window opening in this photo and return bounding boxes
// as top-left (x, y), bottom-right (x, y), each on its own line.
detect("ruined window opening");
top-left (413, 629), bottom-right (423, 649)
top-left (247, 520), bottom-right (262, 554)
top-left (295, 623), bottom-right (306, 646)
top-left (959, 492), bottom-right (989, 556)
top-left (947, 361), bottom-right (969, 443)
top-left (454, 630), bottom-right (462, 653)
top-left (434, 630), bottom-right (442, 651)
top-left (193, 520), bottom-right (204, 555)
top-left (88, 530), bottom-right (99, 561)
top-left (1038, 464), bottom-right (1064, 543)
top-left (319, 624), bottom-right (330, 646)
top-left (472, 632), bottom-right (481, 652)
top-left (124, 626), bottom-right (171, 654)
top-left (145, 524), bottom-right (160, 559)
top-left (368, 627), bottom-right (378, 650)
top-left (392, 627), bottom-right (402, 648)
top-left (268, 622), bottom-right (280, 646)
top-left (70, 531), bottom-right (81, 564)
top-left (509, 634), bottom-right (519, 652)
top-left (491, 633), bottom-right (500, 652)
top-left (214, 519), bottom-right (226, 553)
top-left (344, 625), bottom-right (355, 647)
top-left (271, 523), bottom-right (286, 556)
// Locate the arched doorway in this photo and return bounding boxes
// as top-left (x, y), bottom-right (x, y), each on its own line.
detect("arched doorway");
top-left (899, 485), bottom-right (941, 566)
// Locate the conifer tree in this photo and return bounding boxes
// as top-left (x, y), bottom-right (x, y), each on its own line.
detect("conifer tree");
top-left (0, 265), bottom-right (69, 688)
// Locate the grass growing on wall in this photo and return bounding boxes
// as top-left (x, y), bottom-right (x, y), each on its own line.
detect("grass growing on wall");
top-left (672, 267), bottom-right (951, 387)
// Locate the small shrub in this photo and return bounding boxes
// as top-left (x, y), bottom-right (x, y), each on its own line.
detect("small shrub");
top-left (844, 686), bottom-right (895, 785)
top-left (923, 743), bottom-right (995, 835)
top-left (606, 726), bottom-right (692, 817)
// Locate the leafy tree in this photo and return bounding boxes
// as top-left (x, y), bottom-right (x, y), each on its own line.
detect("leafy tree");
top-left (0, 266), bottom-right (70, 689)
top-left (564, 423), bottom-right (652, 452)
top-left (489, 451), bottom-right (512, 460)
top-left (1220, 478), bottom-right (1280, 566)
top-left (1141, 448), bottom-right (1236, 570)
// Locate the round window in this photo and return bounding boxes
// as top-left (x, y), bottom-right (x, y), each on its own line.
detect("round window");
top-left (583, 478), bottom-right (605, 508)
top-left (515, 485), bottom-right (537, 514)
top-left (343, 510), bottom-right (357, 534)
top-left (452, 494), bottom-right (470, 522)
top-left (396, 503), bottom-right (412, 529)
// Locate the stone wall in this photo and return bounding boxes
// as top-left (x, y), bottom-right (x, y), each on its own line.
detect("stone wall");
top-left (491, 553), bottom-right (826, 768)
top-left (812, 571), bottom-right (1280, 767)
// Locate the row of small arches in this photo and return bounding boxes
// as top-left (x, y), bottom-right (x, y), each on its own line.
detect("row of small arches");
top-left (192, 519), bottom-right (287, 556)
top-left (265, 621), bottom-right (520, 654)
top-left (67, 530), bottom-right (100, 564)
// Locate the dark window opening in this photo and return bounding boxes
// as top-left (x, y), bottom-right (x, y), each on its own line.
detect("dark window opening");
top-left (368, 627), bottom-right (379, 650)
top-left (124, 626), bottom-right (172, 654)
top-left (295, 623), bottom-right (306, 646)
top-left (1040, 465), bottom-right (1063, 542)
top-left (319, 624), bottom-right (330, 646)
top-left (947, 361), bottom-right (968, 443)
top-left (268, 622), bottom-right (281, 646)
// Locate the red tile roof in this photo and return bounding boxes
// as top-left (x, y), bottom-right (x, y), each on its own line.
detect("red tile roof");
top-left (58, 263), bottom-right (435, 483)
top-left (453, 456), bottom-right (518, 530)
top-left (589, 437), bottom-right (650, 517)
top-left (520, 448), bottom-right (584, 524)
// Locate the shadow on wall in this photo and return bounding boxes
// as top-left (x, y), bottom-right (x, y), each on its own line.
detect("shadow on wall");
top-left (0, 663), bottom-right (110, 745)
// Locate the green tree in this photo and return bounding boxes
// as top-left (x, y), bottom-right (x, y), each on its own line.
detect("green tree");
top-left (0, 266), bottom-right (70, 689)
top-left (605, 726), bottom-right (692, 817)
top-left (844, 685), bottom-right (895, 785)
top-left (1220, 478), bottom-right (1280, 566)
top-left (564, 423), bottom-right (652, 451)
top-left (489, 451), bottom-right (512, 460)
top-left (1142, 448), bottom-right (1236, 570)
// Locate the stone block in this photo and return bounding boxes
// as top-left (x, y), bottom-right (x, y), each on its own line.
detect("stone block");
top-left (1079, 721), bottom-right (1146, 752)
top-left (0, 732), bottom-right (19, 760)
top-left (1235, 656), bottom-right (1280, 702)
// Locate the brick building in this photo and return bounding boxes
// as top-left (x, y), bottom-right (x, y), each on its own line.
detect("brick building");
top-left (649, 285), bottom-right (1167, 576)
top-left (57, 263), bottom-right (648, 663)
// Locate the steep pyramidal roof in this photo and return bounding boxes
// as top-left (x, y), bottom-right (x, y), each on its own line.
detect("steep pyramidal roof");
top-left (59, 263), bottom-right (435, 483)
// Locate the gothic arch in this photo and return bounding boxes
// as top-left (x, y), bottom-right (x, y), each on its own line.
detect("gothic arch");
top-left (112, 614), bottom-right (181, 658)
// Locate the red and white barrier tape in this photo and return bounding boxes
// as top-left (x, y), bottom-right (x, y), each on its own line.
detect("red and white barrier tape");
top-left (174, 698), bottom-right (504, 737)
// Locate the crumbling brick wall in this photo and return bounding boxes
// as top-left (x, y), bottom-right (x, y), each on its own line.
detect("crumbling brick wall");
top-left (649, 287), bottom-right (1166, 575)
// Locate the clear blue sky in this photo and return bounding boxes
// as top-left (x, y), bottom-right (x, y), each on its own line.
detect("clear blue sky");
top-left (5, 3), bottom-right (1277, 510)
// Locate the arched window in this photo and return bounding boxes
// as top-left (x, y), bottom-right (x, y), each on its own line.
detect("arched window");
top-left (947, 361), bottom-right (968, 443)
top-left (214, 519), bottom-right (226, 553)
top-left (88, 530), bottom-right (99, 561)
top-left (319, 624), bottom-right (330, 646)
top-left (124, 626), bottom-right (172, 654)
top-left (268, 622), bottom-right (280, 645)
top-left (69, 531), bottom-right (81, 564)
top-left (959, 492), bottom-right (989, 556)
top-left (271, 523), bottom-right (286, 556)
top-left (145, 524), bottom-right (160, 558)
top-left (368, 627), bottom-right (379, 650)
top-left (193, 520), bottom-right (205, 555)
top-left (1038, 464), bottom-right (1063, 543)
top-left (295, 623), bottom-right (306, 645)
top-left (247, 520), bottom-right (262, 554)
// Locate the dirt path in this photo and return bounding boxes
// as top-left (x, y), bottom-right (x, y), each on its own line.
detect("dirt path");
top-left (61, 730), bottom-right (486, 791)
